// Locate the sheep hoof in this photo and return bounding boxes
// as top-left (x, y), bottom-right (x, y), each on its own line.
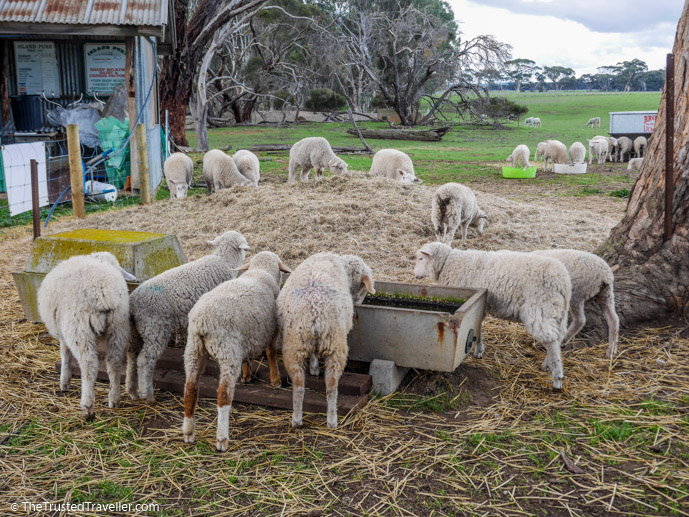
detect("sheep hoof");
top-left (59, 384), bottom-right (70, 392)
top-left (552, 378), bottom-right (563, 390)
top-left (270, 377), bottom-right (282, 388)
top-left (108, 398), bottom-right (121, 409)
top-left (82, 406), bottom-right (95, 420)
top-left (327, 420), bottom-right (338, 429)
top-left (142, 394), bottom-right (155, 404)
top-left (309, 367), bottom-right (320, 377)
top-left (183, 432), bottom-right (195, 444)
top-left (216, 439), bottom-right (229, 452)
top-left (541, 360), bottom-right (551, 372)
top-left (291, 419), bottom-right (303, 429)
top-left (127, 390), bottom-right (140, 401)
top-left (240, 375), bottom-right (252, 384)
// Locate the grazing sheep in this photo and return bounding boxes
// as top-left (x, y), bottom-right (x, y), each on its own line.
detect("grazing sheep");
top-left (531, 117), bottom-right (542, 128)
top-left (633, 136), bottom-right (648, 158)
top-left (431, 183), bottom-right (487, 243)
top-left (506, 144), bottom-right (531, 170)
top-left (524, 117), bottom-right (534, 127)
top-left (278, 252), bottom-right (375, 428)
top-left (588, 139), bottom-right (608, 164)
top-left (533, 249), bottom-right (619, 358)
top-left (586, 117), bottom-right (601, 127)
top-left (203, 149), bottom-right (253, 193)
top-left (370, 149), bottom-right (423, 184)
top-left (128, 231), bottom-right (250, 403)
top-left (592, 136), bottom-right (618, 162)
top-left (615, 136), bottom-right (633, 162)
top-left (543, 140), bottom-right (568, 172)
top-left (534, 141), bottom-right (547, 161)
top-left (569, 142), bottom-right (586, 164)
top-left (232, 149), bottom-right (260, 187)
top-left (628, 158), bottom-right (643, 171)
top-left (164, 152), bottom-right (194, 199)
top-left (413, 243), bottom-right (571, 389)
top-left (37, 252), bottom-right (137, 419)
top-left (288, 137), bottom-right (348, 183)
top-left (182, 251), bottom-right (292, 451)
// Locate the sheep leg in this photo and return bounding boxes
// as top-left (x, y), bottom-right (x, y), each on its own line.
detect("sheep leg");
top-left (288, 161), bottom-right (298, 183)
top-left (182, 344), bottom-right (207, 445)
top-left (283, 339), bottom-right (308, 428)
top-left (300, 168), bottom-right (310, 182)
top-left (461, 222), bottom-right (469, 242)
top-left (441, 225), bottom-right (447, 244)
top-left (472, 330), bottom-right (484, 358)
top-left (125, 325), bottom-right (142, 400)
top-left (544, 341), bottom-right (564, 390)
top-left (137, 328), bottom-right (169, 403)
top-left (77, 343), bottom-right (99, 420)
top-left (59, 341), bottom-right (73, 392)
top-left (266, 338), bottom-right (282, 387)
top-left (562, 301), bottom-right (586, 347)
top-left (290, 367), bottom-right (306, 428)
top-left (240, 362), bottom-right (252, 383)
top-left (216, 364), bottom-right (238, 452)
top-left (309, 353), bottom-right (320, 376)
top-left (596, 286), bottom-right (620, 358)
top-left (314, 167), bottom-right (322, 181)
top-left (324, 354), bottom-right (345, 429)
top-left (104, 340), bottom-right (125, 410)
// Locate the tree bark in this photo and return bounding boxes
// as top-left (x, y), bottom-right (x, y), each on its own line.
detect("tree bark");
top-left (597, 1), bottom-right (689, 328)
top-left (345, 127), bottom-right (451, 141)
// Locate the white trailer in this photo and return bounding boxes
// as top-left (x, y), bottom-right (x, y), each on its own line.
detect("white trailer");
top-left (609, 111), bottom-right (658, 140)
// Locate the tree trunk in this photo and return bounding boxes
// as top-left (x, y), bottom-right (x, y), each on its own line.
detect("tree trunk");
top-left (345, 127), bottom-right (450, 141)
top-left (597, 1), bottom-right (689, 328)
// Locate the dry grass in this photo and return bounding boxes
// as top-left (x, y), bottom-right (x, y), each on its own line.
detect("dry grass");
top-left (2, 177), bottom-right (688, 516)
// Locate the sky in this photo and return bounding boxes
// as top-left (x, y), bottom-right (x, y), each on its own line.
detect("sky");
top-left (447, 0), bottom-right (684, 75)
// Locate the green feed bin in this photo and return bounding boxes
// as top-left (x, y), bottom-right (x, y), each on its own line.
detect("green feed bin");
top-left (502, 166), bottom-right (537, 179)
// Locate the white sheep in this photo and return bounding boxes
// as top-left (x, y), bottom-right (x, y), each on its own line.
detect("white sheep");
top-left (534, 141), bottom-right (547, 161)
top-left (413, 243), bottom-right (571, 389)
top-left (37, 252), bottom-right (137, 419)
top-left (128, 231), bottom-right (250, 403)
top-left (203, 149), bottom-right (253, 193)
top-left (633, 136), bottom-right (648, 158)
top-left (431, 183), bottom-right (487, 243)
top-left (278, 252), bottom-right (375, 428)
top-left (288, 137), bottom-right (348, 182)
top-left (533, 249), bottom-right (619, 358)
top-left (524, 117), bottom-right (534, 127)
top-left (543, 140), bottom-right (568, 172)
top-left (569, 142), bottom-right (586, 164)
top-left (506, 144), bottom-right (531, 170)
top-left (164, 152), bottom-right (194, 199)
top-left (586, 117), bottom-right (600, 128)
top-left (531, 117), bottom-right (542, 128)
top-left (591, 136), bottom-right (618, 162)
top-left (182, 251), bottom-right (292, 451)
top-left (370, 149), bottom-right (423, 184)
top-left (628, 158), bottom-right (643, 171)
top-left (232, 149), bottom-right (260, 187)
top-left (615, 136), bottom-right (633, 162)
top-left (588, 138), bottom-right (608, 164)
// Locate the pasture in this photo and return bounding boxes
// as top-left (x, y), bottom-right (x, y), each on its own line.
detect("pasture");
top-left (2, 91), bottom-right (689, 516)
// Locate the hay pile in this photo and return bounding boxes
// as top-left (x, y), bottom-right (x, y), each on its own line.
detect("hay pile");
top-left (48, 176), bottom-right (624, 280)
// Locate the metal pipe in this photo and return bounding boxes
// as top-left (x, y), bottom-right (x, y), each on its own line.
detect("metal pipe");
top-left (664, 53), bottom-right (675, 242)
top-left (30, 159), bottom-right (40, 240)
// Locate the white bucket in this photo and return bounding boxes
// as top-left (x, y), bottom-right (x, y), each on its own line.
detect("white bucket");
top-left (553, 163), bottom-right (587, 174)
top-left (85, 180), bottom-right (118, 202)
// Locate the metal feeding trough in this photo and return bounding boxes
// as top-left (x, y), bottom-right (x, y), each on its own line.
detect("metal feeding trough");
top-left (348, 281), bottom-right (487, 394)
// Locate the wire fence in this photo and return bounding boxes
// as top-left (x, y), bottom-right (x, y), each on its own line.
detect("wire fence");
top-left (0, 132), bottom-right (143, 230)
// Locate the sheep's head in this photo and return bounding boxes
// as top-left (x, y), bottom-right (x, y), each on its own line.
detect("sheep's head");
top-left (472, 210), bottom-right (488, 235)
top-left (396, 169), bottom-right (422, 185)
top-left (168, 179), bottom-right (189, 199)
top-left (328, 157), bottom-right (349, 176)
top-left (90, 251), bottom-right (138, 282)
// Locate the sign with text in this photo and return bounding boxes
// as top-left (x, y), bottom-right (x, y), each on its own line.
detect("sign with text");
top-left (643, 114), bottom-right (657, 133)
top-left (13, 41), bottom-right (59, 96)
top-left (84, 43), bottom-right (126, 95)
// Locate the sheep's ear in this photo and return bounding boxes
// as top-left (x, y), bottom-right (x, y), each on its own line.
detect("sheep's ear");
top-left (397, 169), bottom-right (405, 176)
top-left (240, 244), bottom-right (251, 251)
top-left (168, 179), bottom-right (177, 185)
top-left (478, 211), bottom-right (488, 220)
top-left (278, 262), bottom-right (293, 274)
top-left (207, 238), bottom-right (219, 246)
top-left (232, 263), bottom-right (251, 272)
top-left (413, 177), bottom-right (423, 184)
top-left (419, 245), bottom-right (434, 258)
top-left (117, 266), bottom-right (138, 282)
top-left (362, 275), bottom-right (375, 295)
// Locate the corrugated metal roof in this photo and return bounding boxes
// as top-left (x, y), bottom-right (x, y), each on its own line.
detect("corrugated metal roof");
top-left (0, 0), bottom-right (168, 28)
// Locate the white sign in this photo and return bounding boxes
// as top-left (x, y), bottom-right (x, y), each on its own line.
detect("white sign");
top-left (84, 43), bottom-right (126, 95)
top-left (14, 41), bottom-right (59, 96)
top-left (2, 142), bottom-right (48, 217)
top-left (643, 115), bottom-right (657, 133)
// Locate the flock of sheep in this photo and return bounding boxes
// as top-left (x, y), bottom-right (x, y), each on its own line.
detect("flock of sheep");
top-left (36, 133), bottom-right (623, 451)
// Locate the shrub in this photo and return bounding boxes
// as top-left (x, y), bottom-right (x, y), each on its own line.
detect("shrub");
top-left (304, 88), bottom-right (346, 112)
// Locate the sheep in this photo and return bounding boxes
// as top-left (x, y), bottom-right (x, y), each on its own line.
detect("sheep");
top-left (182, 251), bottom-right (292, 451)
top-left (615, 136), bottom-right (633, 162)
top-left (633, 136), bottom-right (648, 158)
top-left (278, 252), bottom-right (375, 428)
top-left (431, 183), bottom-right (487, 243)
top-left (370, 149), bottom-right (423, 184)
top-left (628, 158), bottom-right (643, 171)
top-left (591, 136), bottom-right (618, 162)
top-left (531, 117), bottom-right (542, 128)
top-left (506, 144), bottom-right (531, 170)
top-left (232, 149), bottom-right (260, 187)
top-left (203, 149), bottom-right (253, 193)
top-left (164, 152), bottom-right (194, 199)
top-left (413, 242), bottom-right (571, 389)
top-left (37, 252), bottom-right (137, 419)
top-left (543, 140), bottom-right (568, 172)
top-left (128, 231), bottom-right (250, 403)
top-left (524, 117), bottom-right (534, 127)
top-left (532, 249), bottom-right (619, 358)
top-left (288, 137), bottom-right (348, 183)
top-left (569, 142), bottom-right (586, 164)
top-left (588, 138), bottom-right (608, 164)
top-left (534, 141), bottom-right (547, 161)
top-left (586, 117), bottom-right (601, 128)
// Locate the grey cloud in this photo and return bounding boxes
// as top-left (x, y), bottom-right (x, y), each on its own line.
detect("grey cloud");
top-left (473, 0), bottom-right (683, 34)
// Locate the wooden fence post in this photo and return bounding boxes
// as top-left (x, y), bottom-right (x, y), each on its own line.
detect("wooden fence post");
top-left (136, 123), bottom-right (151, 205)
top-left (30, 159), bottom-right (40, 240)
top-left (67, 124), bottom-right (85, 219)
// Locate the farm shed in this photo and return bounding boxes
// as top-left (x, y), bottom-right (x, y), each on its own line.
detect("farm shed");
top-left (0, 0), bottom-right (175, 196)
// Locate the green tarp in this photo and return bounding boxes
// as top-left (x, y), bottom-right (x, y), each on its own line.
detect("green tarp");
top-left (96, 117), bottom-right (130, 189)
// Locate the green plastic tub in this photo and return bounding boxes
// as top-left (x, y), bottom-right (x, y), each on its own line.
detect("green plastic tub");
top-left (502, 166), bottom-right (537, 179)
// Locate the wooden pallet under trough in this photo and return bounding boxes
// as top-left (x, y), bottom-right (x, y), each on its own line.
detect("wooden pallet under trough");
top-left (55, 347), bottom-right (372, 416)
